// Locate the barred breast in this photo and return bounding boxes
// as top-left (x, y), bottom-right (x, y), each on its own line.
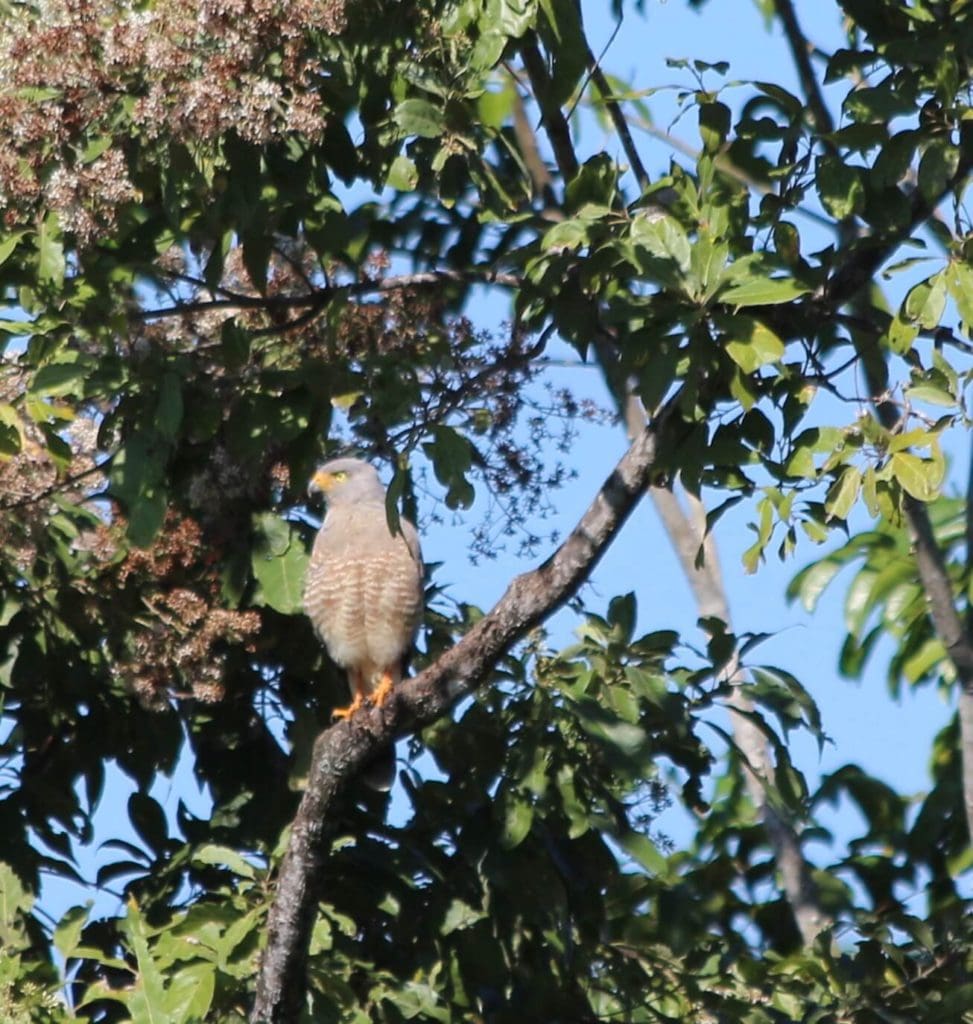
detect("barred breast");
top-left (304, 502), bottom-right (423, 690)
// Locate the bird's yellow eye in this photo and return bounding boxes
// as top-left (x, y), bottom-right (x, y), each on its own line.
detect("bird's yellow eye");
top-left (331, 471), bottom-right (348, 481)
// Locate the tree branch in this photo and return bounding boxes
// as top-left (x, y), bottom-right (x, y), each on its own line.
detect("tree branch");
top-left (580, 28), bottom-right (651, 193)
top-left (773, 0), bottom-right (835, 142)
top-left (650, 486), bottom-right (829, 943)
top-left (587, 332), bottom-right (830, 943)
top-left (250, 406), bottom-right (673, 1024)
top-left (903, 488), bottom-right (973, 840)
top-left (520, 34), bottom-right (580, 183)
top-left (861, 347), bottom-right (973, 839)
top-left (822, 157), bottom-right (971, 309)
top-left (135, 269), bottom-right (522, 324)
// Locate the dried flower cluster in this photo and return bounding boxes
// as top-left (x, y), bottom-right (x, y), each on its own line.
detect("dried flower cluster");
top-left (0, 0), bottom-right (346, 239)
top-left (113, 510), bottom-right (261, 709)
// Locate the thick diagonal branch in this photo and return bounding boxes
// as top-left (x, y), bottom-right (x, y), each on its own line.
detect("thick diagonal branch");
top-left (251, 410), bottom-right (670, 1024)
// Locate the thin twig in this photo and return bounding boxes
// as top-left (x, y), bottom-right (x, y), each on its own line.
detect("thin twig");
top-left (580, 23), bottom-right (651, 193)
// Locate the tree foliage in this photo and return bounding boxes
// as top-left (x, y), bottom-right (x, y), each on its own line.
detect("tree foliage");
top-left (1, 0), bottom-right (973, 1020)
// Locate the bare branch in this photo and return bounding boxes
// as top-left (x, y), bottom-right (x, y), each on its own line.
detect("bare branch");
top-left (135, 269), bottom-right (522, 324)
top-left (862, 338), bottom-right (973, 839)
top-left (251, 406), bottom-right (674, 1024)
top-left (651, 486), bottom-right (830, 944)
top-left (773, 0), bottom-right (835, 142)
top-left (520, 34), bottom-right (580, 183)
top-left (903, 489), bottom-right (973, 839)
top-left (597, 361), bottom-right (830, 944)
top-left (509, 76), bottom-right (556, 199)
top-left (581, 30), bottom-right (651, 194)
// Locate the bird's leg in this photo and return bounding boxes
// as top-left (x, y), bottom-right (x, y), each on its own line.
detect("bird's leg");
top-left (332, 671), bottom-right (366, 720)
top-left (370, 667), bottom-right (396, 708)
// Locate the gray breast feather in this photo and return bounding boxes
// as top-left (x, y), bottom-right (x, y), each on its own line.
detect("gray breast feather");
top-left (304, 503), bottom-right (423, 677)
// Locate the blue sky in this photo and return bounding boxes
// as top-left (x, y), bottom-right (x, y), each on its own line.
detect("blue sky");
top-left (36, 0), bottom-right (969, 926)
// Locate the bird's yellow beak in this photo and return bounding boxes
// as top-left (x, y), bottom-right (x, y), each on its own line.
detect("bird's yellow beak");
top-left (308, 469), bottom-right (348, 495)
top-left (311, 468), bottom-right (335, 493)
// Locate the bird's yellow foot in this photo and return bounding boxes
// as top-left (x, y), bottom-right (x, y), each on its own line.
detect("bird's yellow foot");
top-left (371, 671), bottom-right (395, 708)
top-left (332, 692), bottom-right (365, 720)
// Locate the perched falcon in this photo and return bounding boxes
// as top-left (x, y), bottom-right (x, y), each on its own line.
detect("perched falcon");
top-left (304, 458), bottom-right (424, 719)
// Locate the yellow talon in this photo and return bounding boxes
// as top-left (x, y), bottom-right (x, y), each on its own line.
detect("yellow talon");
top-left (332, 691), bottom-right (365, 720)
top-left (371, 671), bottom-right (395, 708)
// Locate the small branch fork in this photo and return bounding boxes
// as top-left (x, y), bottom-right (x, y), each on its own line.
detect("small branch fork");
top-left (250, 406), bottom-right (673, 1024)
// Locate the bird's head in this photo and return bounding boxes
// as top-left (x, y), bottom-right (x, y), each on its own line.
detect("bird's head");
top-left (308, 458), bottom-right (385, 506)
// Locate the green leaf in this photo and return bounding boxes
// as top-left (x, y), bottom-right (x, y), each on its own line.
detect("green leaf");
top-left (630, 214), bottom-right (691, 274)
top-left (423, 425), bottom-right (475, 509)
top-left (122, 900), bottom-right (169, 1024)
top-left (0, 862), bottom-right (32, 938)
top-left (825, 466), bottom-right (862, 521)
top-left (917, 139), bottom-right (960, 203)
top-left (127, 490), bottom-right (167, 548)
top-left (442, 898), bottom-right (487, 934)
top-left (616, 829), bottom-right (667, 875)
top-left (541, 218), bottom-right (589, 252)
top-left (607, 592), bottom-right (637, 642)
top-left (220, 319), bottom-right (251, 369)
top-left (155, 373), bottom-right (183, 441)
top-left (902, 637), bottom-right (946, 683)
top-left (902, 272), bottom-right (947, 329)
top-left (382, 982), bottom-right (451, 1023)
top-left (0, 318), bottom-right (34, 335)
top-left (251, 513), bottom-right (309, 615)
top-left (721, 316), bottom-right (785, 372)
top-left (698, 101), bottom-right (731, 153)
top-left (571, 697), bottom-right (649, 760)
top-left (394, 99), bottom-right (445, 138)
top-left (386, 155), bottom-right (419, 191)
top-left (500, 793), bottom-right (533, 849)
top-left (890, 451), bottom-right (941, 501)
top-left (690, 230), bottom-right (729, 296)
top-left (37, 214), bottom-right (65, 287)
top-left (110, 433), bottom-right (168, 546)
top-left (32, 358), bottom-right (90, 397)
top-left (905, 383), bottom-right (955, 408)
top-left (499, 0), bottom-right (537, 37)
top-left (0, 231), bottom-right (25, 267)
top-left (54, 904), bottom-right (91, 961)
top-left (887, 313), bottom-right (919, 354)
top-left (719, 275), bottom-right (809, 307)
top-left (128, 792), bottom-right (169, 855)
top-left (166, 963), bottom-right (216, 1024)
top-left (945, 260), bottom-right (973, 327)
top-left (872, 131), bottom-right (917, 187)
top-left (0, 403), bottom-right (22, 456)
top-left (815, 155), bottom-right (865, 220)
top-left (928, 983), bottom-right (973, 1022)
top-left (191, 843), bottom-right (257, 880)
